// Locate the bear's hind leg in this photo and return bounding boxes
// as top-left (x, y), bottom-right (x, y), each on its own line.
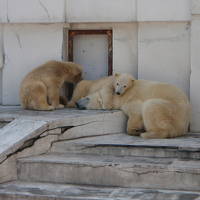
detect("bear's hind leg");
top-left (28, 82), bottom-right (54, 111)
top-left (127, 114), bottom-right (144, 136)
top-left (141, 99), bottom-right (177, 139)
top-left (47, 87), bottom-right (64, 109)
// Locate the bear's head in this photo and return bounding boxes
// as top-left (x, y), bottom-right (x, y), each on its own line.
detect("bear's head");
top-left (114, 73), bottom-right (134, 96)
top-left (76, 91), bottom-right (104, 110)
top-left (66, 63), bottom-right (83, 84)
top-left (76, 85), bottom-right (114, 110)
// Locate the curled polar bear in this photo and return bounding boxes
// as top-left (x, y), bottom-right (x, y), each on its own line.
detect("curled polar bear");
top-left (76, 73), bottom-right (191, 139)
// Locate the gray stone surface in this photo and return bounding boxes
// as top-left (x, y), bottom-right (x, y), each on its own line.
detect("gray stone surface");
top-left (51, 133), bottom-right (200, 159)
top-left (0, 106), bottom-right (126, 183)
top-left (0, 107), bottom-right (125, 163)
top-left (0, 181), bottom-right (200, 200)
top-left (0, 119), bottom-right (47, 163)
top-left (17, 153), bottom-right (200, 191)
top-left (0, 122), bottom-right (9, 129)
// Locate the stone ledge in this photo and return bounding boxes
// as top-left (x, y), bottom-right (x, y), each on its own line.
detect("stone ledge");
top-left (0, 181), bottom-right (200, 200)
top-left (0, 106), bottom-right (126, 183)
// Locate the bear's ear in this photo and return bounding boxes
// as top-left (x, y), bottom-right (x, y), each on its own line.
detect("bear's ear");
top-left (115, 73), bottom-right (120, 77)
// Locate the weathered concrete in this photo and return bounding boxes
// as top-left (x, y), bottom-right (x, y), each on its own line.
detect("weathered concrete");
top-left (0, 106), bottom-right (126, 183)
top-left (0, 0), bottom-right (65, 23)
top-left (192, 0), bottom-right (200, 14)
top-left (138, 22), bottom-right (190, 95)
top-left (2, 24), bottom-right (64, 105)
top-left (66, 0), bottom-right (137, 22)
top-left (51, 133), bottom-right (200, 159)
top-left (18, 153), bottom-right (200, 191)
top-left (190, 15), bottom-right (200, 132)
top-left (137, 0), bottom-right (191, 21)
top-left (0, 181), bottom-right (200, 200)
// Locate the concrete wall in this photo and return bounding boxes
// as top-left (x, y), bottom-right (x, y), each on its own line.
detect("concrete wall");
top-left (2, 24), bottom-right (64, 105)
top-left (138, 22), bottom-right (190, 95)
top-left (0, 24), bottom-right (3, 104)
top-left (190, 0), bottom-right (200, 131)
top-left (0, 0), bottom-right (191, 23)
top-left (1, 0), bottom-right (200, 132)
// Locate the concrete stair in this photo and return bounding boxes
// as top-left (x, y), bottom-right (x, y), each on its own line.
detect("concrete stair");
top-left (17, 152), bottom-right (200, 191)
top-left (1, 123), bottom-right (200, 198)
top-left (51, 133), bottom-right (200, 159)
top-left (1, 181), bottom-right (200, 200)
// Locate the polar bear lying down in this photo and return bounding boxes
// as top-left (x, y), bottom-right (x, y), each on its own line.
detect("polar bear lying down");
top-left (74, 73), bottom-right (190, 139)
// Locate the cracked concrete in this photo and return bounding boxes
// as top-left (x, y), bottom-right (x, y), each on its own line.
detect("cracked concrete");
top-left (17, 153), bottom-right (200, 191)
top-left (38, 0), bottom-right (51, 20)
top-left (0, 106), bottom-right (126, 183)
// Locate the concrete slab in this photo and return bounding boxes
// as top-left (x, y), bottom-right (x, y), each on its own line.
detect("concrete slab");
top-left (0, 107), bottom-right (125, 160)
top-left (18, 153), bottom-right (200, 191)
top-left (51, 133), bottom-right (200, 159)
top-left (0, 106), bottom-right (125, 182)
top-left (0, 181), bottom-right (200, 200)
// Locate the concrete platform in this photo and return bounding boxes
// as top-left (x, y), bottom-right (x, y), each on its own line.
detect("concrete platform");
top-left (51, 133), bottom-right (200, 159)
top-left (17, 153), bottom-right (200, 191)
top-left (0, 106), bottom-right (126, 183)
top-left (0, 181), bottom-right (200, 200)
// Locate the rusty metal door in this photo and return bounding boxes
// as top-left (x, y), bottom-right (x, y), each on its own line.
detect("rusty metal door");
top-left (68, 30), bottom-right (113, 80)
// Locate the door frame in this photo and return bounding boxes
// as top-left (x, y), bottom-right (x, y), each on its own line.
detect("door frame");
top-left (68, 29), bottom-right (113, 75)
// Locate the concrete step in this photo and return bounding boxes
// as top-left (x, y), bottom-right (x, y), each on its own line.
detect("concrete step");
top-left (17, 153), bottom-right (200, 191)
top-left (51, 133), bottom-right (200, 159)
top-left (0, 181), bottom-right (200, 200)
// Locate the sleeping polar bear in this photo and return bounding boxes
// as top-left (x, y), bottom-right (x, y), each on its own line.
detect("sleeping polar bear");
top-left (76, 73), bottom-right (191, 139)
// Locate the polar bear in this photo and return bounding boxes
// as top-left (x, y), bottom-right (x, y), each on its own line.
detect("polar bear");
top-left (76, 73), bottom-right (190, 139)
top-left (67, 75), bottom-right (114, 108)
top-left (20, 60), bottom-right (82, 111)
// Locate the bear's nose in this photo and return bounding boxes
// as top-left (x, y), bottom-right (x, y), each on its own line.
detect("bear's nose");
top-left (116, 92), bottom-right (121, 95)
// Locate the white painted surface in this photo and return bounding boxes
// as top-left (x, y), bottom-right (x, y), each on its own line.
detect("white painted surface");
top-left (192, 0), bottom-right (200, 14)
top-left (113, 23), bottom-right (138, 77)
top-left (190, 15), bottom-right (200, 132)
top-left (1, 0), bottom-right (65, 23)
top-left (2, 24), bottom-right (63, 105)
top-left (0, 25), bottom-right (3, 104)
top-left (0, 0), bottom-right (7, 23)
top-left (138, 22), bottom-right (190, 95)
top-left (0, 69), bottom-right (2, 104)
top-left (66, 0), bottom-right (136, 22)
top-left (73, 35), bottom-right (108, 80)
top-left (0, 0), bottom-right (192, 23)
top-left (0, 25), bottom-right (3, 69)
top-left (138, 0), bottom-right (191, 21)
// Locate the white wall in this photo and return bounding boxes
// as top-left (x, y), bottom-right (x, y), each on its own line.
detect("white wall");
top-left (0, 24), bottom-right (3, 104)
top-left (66, 0), bottom-right (137, 22)
top-left (137, 0), bottom-right (191, 21)
top-left (0, 0), bottom-right (65, 23)
top-left (138, 22), bottom-right (190, 95)
top-left (0, 0), bottom-right (191, 23)
top-left (190, 3), bottom-right (200, 131)
top-left (2, 24), bottom-right (64, 105)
